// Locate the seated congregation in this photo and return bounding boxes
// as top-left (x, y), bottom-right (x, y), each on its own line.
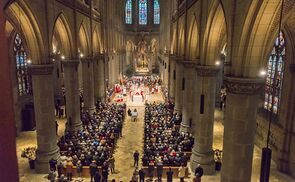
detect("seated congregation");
top-left (57, 102), bottom-right (125, 178)
top-left (143, 102), bottom-right (194, 167)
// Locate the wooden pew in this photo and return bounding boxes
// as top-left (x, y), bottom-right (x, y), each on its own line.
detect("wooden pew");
top-left (142, 166), bottom-right (190, 178)
top-left (61, 166), bottom-right (102, 177)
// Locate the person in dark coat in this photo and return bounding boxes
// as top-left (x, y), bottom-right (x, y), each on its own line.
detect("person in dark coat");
top-left (195, 164), bottom-right (204, 178)
top-left (49, 158), bottom-right (57, 172)
top-left (133, 151), bottom-right (139, 167)
top-left (148, 162), bottom-right (154, 180)
top-left (157, 163), bottom-right (163, 181)
top-left (139, 168), bottom-right (145, 182)
top-left (57, 162), bottom-right (63, 178)
top-left (94, 171), bottom-right (101, 182)
top-left (90, 160), bottom-right (98, 182)
top-left (166, 167), bottom-right (174, 182)
top-left (102, 168), bottom-right (109, 182)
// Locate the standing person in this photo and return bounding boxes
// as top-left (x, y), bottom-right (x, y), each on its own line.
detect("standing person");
top-left (76, 160), bottom-right (83, 177)
top-left (166, 167), bottom-right (173, 182)
top-left (65, 159), bottom-right (73, 181)
top-left (109, 156), bottom-right (115, 174)
top-left (57, 162), bottom-right (63, 178)
top-left (138, 168), bottom-right (145, 182)
top-left (94, 171), bottom-right (101, 182)
top-left (133, 150), bottom-right (139, 167)
top-left (195, 164), bottom-right (203, 179)
top-left (47, 169), bottom-right (56, 182)
top-left (55, 120), bottom-right (59, 135)
top-left (102, 167), bottom-right (109, 182)
top-left (118, 122), bottom-right (123, 137)
top-left (178, 166), bottom-right (186, 182)
top-left (128, 108), bottom-right (132, 116)
top-left (49, 158), bottom-right (57, 172)
top-left (156, 163), bottom-right (163, 181)
top-left (90, 160), bottom-right (98, 182)
top-left (148, 162), bottom-right (154, 181)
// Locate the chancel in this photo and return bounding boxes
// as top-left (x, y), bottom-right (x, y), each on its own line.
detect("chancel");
top-left (1, 0), bottom-right (295, 182)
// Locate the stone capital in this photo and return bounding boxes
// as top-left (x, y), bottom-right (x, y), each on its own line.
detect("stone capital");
top-left (93, 53), bottom-right (105, 60)
top-left (183, 60), bottom-right (199, 68)
top-left (62, 60), bottom-right (79, 67)
top-left (29, 64), bottom-right (54, 75)
top-left (169, 54), bottom-right (176, 60)
top-left (224, 76), bottom-right (265, 95)
top-left (195, 65), bottom-right (220, 77)
top-left (175, 56), bottom-right (185, 62)
top-left (80, 57), bottom-right (94, 64)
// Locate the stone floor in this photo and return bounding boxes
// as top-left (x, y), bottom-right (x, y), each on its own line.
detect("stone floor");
top-left (16, 91), bottom-right (295, 181)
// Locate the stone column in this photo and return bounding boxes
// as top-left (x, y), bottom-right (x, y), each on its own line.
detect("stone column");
top-left (190, 65), bottom-right (219, 175)
top-left (169, 56), bottom-right (176, 100)
top-left (174, 58), bottom-right (184, 114)
top-left (81, 58), bottom-right (96, 113)
top-left (93, 54), bottom-right (106, 102)
top-left (63, 60), bottom-right (82, 132)
top-left (30, 64), bottom-right (60, 173)
top-left (221, 77), bottom-right (264, 182)
top-left (180, 62), bottom-right (196, 132)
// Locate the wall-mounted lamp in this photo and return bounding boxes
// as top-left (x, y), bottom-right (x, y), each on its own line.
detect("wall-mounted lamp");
top-left (259, 70), bottom-right (267, 77)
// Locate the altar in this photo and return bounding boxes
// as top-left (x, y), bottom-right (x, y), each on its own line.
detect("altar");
top-left (133, 95), bottom-right (143, 103)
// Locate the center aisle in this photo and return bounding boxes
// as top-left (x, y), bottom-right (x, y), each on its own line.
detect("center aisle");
top-left (109, 91), bottom-right (164, 181)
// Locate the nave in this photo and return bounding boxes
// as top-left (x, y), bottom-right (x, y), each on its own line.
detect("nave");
top-left (15, 87), bottom-right (294, 182)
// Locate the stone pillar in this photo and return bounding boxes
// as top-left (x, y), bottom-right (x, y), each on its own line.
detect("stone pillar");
top-left (174, 59), bottom-right (184, 114)
top-left (180, 62), bottom-right (196, 132)
top-left (30, 64), bottom-right (60, 173)
top-left (169, 56), bottom-right (176, 100)
top-left (221, 77), bottom-right (264, 182)
top-left (81, 58), bottom-right (96, 113)
top-left (190, 65), bottom-right (219, 175)
top-left (63, 60), bottom-right (82, 132)
top-left (93, 54), bottom-right (106, 102)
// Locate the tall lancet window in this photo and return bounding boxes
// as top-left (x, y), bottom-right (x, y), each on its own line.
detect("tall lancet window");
top-left (264, 32), bottom-right (286, 114)
top-left (139, 0), bottom-right (147, 25)
top-left (125, 0), bottom-right (132, 24)
top-left (154, 0), bottom-right (160, 24)
top-left (14, 33), bottom-right (31, 96)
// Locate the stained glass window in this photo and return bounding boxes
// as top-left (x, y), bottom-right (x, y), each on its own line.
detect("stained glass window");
top-left (125, 0), bottom-right (132, 24)
top-left (154, 0), bottom-right (160, 24)
top-left (14, 33), bottom-right (31, 96)
top-left (139, 0), bottom-right (147, 25)
top-left (264, 32), bottom-right (286, 114)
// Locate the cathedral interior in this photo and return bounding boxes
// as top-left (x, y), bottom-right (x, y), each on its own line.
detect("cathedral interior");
top-left (1, 0), bottom-right (295, 182)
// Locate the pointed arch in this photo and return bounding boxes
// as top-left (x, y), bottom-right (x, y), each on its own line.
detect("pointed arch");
top-left (154, 0), bottom-right (160, 24)
top-left (78, 22), bottom-right (89, 56)
top-left (187, 17), bottom-right (199, 59)
top-left (139, 0), bottom-right (148, 25)
top-left (52, 13), bottom-right (73, 59)
top-left (125, 0), bottom-right (132, 24)
top-left (235, 0), bottom-right (295, 77)
top-left (5, 1), bottom-right (44, 64)
top-left (204, 2), bottom-right (227, 65)
top-left (92, 26), bottom-right (102, 54)
top-left (171, 24), bottom-right (177, 54)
